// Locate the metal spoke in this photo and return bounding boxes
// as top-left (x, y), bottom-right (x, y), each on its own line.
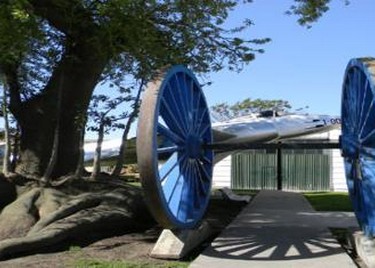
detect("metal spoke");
top-left (161, 97), bottom-right (186, 137)
top-left (359, 99), bottom-right (375, 139)
top-left (191, 88), bottom-right (202, 133)
top-left (159, 153), bottom-right (179, 181)
top-left (157, 123), bottom-right (184, 144)
top-left (174, 74), bottom-right (190, 128)
top-left (183, 73), bottom-right (194, 125)
top-left (167, 173), bottom-right (184, 208)
top-left (193, 160), bottom-right (208, 195)
top-left (189, 78), bottom-right (195, 125)
top-left (355, 70), bottom-right (363, 132)
top-left (137, 65), bottom-right (213, 229)
top-left (361, 128), bottom-right (375, 145)
top-left (347, 75), bottom-right (356, 129)
top-left (168, 156), bottom-right (190, 218)
top-left (360, 146), bottom-right (375, 159)
top-left (347, 75), bottom-right (355, 128)
top-left (356, 71), bottom-right (364, 128)
top-left (198, 120), bottom-right (211, 138)
top-left (359, 81), bottom-right (371, 131)
top-left (157, 146), bottom-right (179, 154)
top-left (165, 84), bottom-right (189, 133)
top-left (178, 162), bottom-right (195, 221)
top-left (191, 164), bottom-right (202, 208)
top-left (197, 160), bottom-right (211, 182)
top-left (194, 107), bottom-right (208, 135)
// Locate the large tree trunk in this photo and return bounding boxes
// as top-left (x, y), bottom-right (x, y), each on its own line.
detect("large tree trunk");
top-left (0, 1), bottom-right (157, 261)
top-left (13, 41), bottom-right (108, 179)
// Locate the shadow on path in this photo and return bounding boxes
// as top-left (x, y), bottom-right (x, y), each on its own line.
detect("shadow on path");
top-left (204, 226), bottom-right (343, 261)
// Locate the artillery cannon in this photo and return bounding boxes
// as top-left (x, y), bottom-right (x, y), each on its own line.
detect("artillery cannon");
top-left (136, 58), bottom-right (375, 237)
top-left (341, 58), bottom-right (375, 237)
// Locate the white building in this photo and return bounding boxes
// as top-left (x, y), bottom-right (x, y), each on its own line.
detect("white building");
top-left (212, 128), bottom-right (347, 192)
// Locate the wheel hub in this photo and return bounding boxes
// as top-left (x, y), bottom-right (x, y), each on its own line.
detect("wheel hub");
top-left (341, 135), bottom-right (359, 159)
top-left (185, 135), bottom-right (202, 158)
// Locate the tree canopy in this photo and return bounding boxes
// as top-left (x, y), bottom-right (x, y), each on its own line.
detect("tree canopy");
top-left (211, 98), bottom-right (292, 120)
top-left (0, 0), bottom-right (348, 260)
top-left (0, 0), bottom-right (340, 178)
top-left (287, 0), bottom-right (349, 27)
top-left (0, 0), bottom-right (272, 178)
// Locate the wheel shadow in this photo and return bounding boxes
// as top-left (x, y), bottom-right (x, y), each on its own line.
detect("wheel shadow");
top-left (202, 225), bottom-right (344, 261)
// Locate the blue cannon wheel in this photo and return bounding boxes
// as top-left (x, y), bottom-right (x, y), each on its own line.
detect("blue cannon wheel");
top-left (137, 65), bottom-right (213, 229)
top-left (341, 58), bottom-right (375, 237)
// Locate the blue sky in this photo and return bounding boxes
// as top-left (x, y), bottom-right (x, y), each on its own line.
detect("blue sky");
top-left (95, 0), bottom-right (375, 139)
top-left (204, 0), bottom-right (375, 116)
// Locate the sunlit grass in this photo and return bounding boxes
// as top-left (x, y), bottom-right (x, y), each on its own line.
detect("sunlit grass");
top-left (304, 192), bottom-right (353, 211)
top-left (74, 259), bottom-right (189, 268)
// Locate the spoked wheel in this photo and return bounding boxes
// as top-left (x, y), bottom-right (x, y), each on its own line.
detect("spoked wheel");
top-left (137, 65), bottom-right (213, 229)
top-left (341, 58), bottom-right (375, 237)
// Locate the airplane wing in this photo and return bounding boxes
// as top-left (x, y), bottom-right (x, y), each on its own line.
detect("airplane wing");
top-left (212, 113), bottom-right (340, 145)
top-left (210, 113), bottom-right (340, 163)
top-left (84, 138), bottom-right (122, 162)
top-left (83, 113), bottom-right (340, 163)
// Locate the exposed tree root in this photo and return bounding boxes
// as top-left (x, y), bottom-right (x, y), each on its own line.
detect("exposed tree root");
top-left (0, 175), bottom-right (154, 260)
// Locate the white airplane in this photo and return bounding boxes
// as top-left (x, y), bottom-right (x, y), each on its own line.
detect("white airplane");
top-left (84, 110), bottom-right (341, 162)
top-left (211, 110), bottom-right (340, 144)
top-left (84, 138), bottom-right (123, 162)
top-left (209, 110), bottom-right (340, 162)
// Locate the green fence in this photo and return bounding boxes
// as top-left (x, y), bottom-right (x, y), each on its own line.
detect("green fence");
top-left (231, 151), bottom-right (330, 191)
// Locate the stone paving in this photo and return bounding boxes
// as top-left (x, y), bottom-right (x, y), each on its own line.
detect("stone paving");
top-left (190, 190), bottom-right (358, 268)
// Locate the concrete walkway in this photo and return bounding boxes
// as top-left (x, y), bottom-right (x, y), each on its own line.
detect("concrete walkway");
top-left (190, 190), bottom-right (359, 268)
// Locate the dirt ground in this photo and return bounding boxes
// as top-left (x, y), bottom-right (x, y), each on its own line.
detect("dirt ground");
top-left (0, 197), bottom-right (247, 268)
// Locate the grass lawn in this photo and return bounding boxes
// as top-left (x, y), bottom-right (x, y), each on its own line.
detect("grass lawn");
top-left (303, 192), bottom-right (353, 212)
top-left (74, 259), bottom-right (188, 268)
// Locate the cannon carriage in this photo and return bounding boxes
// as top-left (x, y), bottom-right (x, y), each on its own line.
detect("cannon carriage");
top-left (136, 58), bottom-right (375, 237)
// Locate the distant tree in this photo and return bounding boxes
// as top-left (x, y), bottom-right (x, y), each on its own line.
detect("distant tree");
top-left (0, 82), bottom-right (11, 176)
top-left (0, 78), bottom-right (20, 175)
top-left (111, 79), bottom-right (144, 177)
top-left (211, 98), bottom-right (292, 119)
top-left (287, 0), bottom-right (350, 27)
top-left (87, 91), bottom-right (132, 179)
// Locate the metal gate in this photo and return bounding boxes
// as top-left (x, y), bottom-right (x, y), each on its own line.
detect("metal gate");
top-left (231, 151), bottom-right (330, 191)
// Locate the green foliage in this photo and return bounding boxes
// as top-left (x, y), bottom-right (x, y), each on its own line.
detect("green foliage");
top-left (0, 1), bottom-right (38, 64)
top-left (87, 94), bottom-right (130, 133)
top-left (0, 0), bottom-right (341, 176)
top-left (211, 98), bottom-right (291, 119)
top-left (0, 1), bottom-right (63, 96)
top-left (287, 0), bottom-right (350, 28)
top-left (0, 0), bottom-right (270, 94)
top-left (304, 192), bottom-right (353, 211)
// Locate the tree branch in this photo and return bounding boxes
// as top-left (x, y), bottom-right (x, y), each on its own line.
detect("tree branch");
top-left (28, 0), bottom-right (97, 38)
top-left (111, 80), bottom-right (144, 176)
top-left (1, 64), bottom-right (23, 118)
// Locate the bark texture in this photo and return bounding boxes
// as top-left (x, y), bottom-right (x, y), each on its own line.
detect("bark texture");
top-left (0, 175), bottom-right (153, 260)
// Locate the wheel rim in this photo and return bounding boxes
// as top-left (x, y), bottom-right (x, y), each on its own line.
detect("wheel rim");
top-left (341, 58), bottom-right (375, 237)
top-left (137, 65), bottom-right (213, 229)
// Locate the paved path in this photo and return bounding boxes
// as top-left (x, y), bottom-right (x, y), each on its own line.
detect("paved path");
top-left (190, 190), bottom-right (359, 268)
